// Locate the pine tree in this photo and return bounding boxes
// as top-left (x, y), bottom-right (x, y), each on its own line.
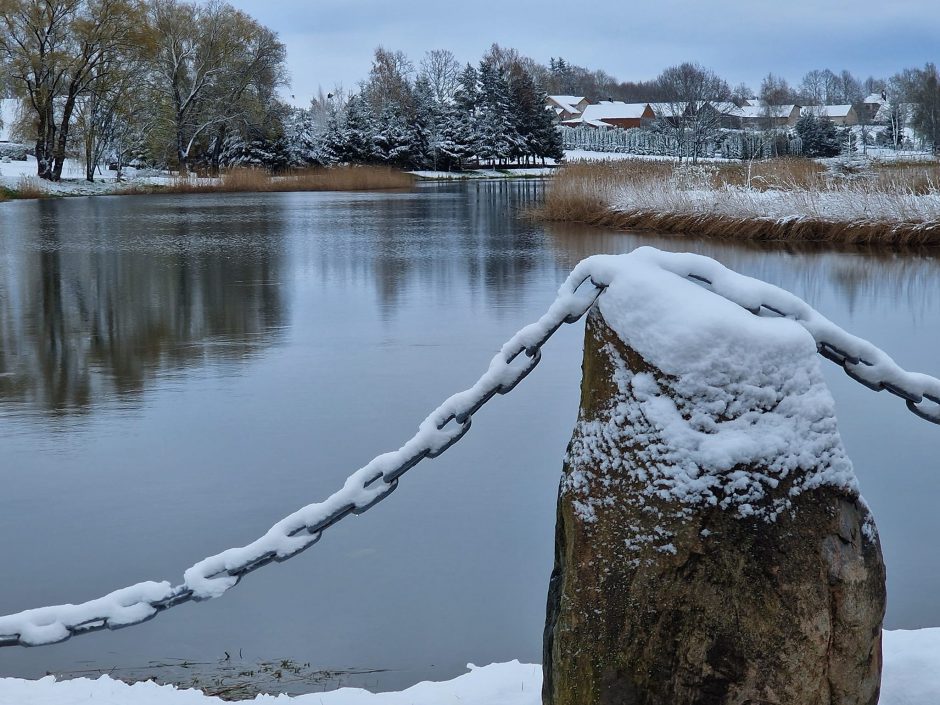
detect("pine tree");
top-left (339, 95), bottom-right (377, 163)
top-left (452, 64), bottom-right (481, 168)
top-left (531, 80), bottom-right (564, 162)
top-left (476, 59), bottom-right (520, 165)
top-left (795, 112), bottom-right (841, 157)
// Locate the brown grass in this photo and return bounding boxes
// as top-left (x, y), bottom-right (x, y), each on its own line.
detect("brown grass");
top-left (537, 158), bottom-right (940, 248)
top-left (124, 165), bottom-right (415, 195)
top-left (13, 176), bottom-right (47, 199)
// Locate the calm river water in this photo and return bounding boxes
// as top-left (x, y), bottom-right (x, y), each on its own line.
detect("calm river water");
top-left (0, 181), bottom-right (938, 693)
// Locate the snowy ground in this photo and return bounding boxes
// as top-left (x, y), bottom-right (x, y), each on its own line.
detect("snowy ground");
top-left (0, 629), bottom-right (937, 704)
top-left (0, 154), bottom-right (175, 196)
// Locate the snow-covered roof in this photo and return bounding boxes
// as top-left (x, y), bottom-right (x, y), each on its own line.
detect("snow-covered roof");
top-left (0, 98), bottom-right (19, 142)
top-left (864, 92), bottom-right (886, 105)
top-left (579, 102), bottom-right (651, 121)
top-left (802, 105), bottom-right (854, 118)
top-left (548, 95), bottom-right (586, 115)
top-left (648, 102), bottom-right (686, 116)
top-left (550, 95), bottom-right (585, 106)
top-left (735, 104), bottom-right (798, 119)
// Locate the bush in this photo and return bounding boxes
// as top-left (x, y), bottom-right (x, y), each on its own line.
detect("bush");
top-left (0, 142), bottom-right (29, 161)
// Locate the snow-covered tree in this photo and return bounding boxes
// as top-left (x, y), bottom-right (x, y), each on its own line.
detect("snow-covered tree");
top-left (475, 59), bottom-right (521, 165)
top-left (795, 112), bottom-right (841, 157)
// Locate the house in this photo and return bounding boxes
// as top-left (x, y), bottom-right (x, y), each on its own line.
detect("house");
top-left (874, 101), bottom-right (914, 124)
top-left (546, 95), bottom-right (589, 121)
top-left (564, 101), bottom-right (655, 129)
top-left (0, 98), bottom-right (19, 142)
top-left (800, 105), bottom-right (858, 126)
top-left (861, 92), bottom-right (887, 123)
top-left (733, 104), bottom-right (802, 128)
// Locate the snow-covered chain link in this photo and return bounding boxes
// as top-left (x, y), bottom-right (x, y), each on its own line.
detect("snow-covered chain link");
top-left (1, 248), bottom-right (937, 649)
top-left (679, 274), bottom-right (940, 425)
top-left (0, 275), bottom-right (608, 648)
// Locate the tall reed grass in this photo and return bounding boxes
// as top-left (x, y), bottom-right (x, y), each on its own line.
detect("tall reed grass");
top-left (539, 159), bottom-right (940, 247)
top-left (128, 165), bottom-right (415, 195)
top-left (13, 176), bottom-right (47, 199)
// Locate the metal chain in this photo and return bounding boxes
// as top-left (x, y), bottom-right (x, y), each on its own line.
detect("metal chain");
top-left (2, 259), bottom-right (937, 649)
top-left (0, 277), bottom-right (608, 649)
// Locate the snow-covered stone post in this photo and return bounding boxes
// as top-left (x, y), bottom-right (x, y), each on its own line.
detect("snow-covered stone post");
top-left (543, 252), bottom-right (886, 705)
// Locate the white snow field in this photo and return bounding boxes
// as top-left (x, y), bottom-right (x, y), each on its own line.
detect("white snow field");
top-left (0, 632), bottom-right (938, 705)
top-left (0, 154), bottom-right (176, 195)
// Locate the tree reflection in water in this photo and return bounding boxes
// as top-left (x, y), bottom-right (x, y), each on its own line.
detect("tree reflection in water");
top-left (0, 198), bottom-right (286, 415)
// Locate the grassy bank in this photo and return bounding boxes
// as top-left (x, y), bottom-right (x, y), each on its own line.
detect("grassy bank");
top-left (539, 159), bottom-right (940, 247)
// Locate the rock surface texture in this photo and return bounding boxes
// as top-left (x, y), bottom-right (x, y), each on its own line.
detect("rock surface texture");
top-left (543, 301), bottom-right (886, 705)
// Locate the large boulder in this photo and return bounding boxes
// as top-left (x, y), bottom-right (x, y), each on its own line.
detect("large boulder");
top-left (543, 259), bottom-right (886, 705)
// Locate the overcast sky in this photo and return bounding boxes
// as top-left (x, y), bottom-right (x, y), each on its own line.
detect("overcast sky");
top-left (226, 0), bottom-right (939, 105)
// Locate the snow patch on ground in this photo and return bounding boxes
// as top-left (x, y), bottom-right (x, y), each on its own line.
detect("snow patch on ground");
top-left (0, 155), bottom-right (177, 196)
top-left (0, 661), bottom-right (542, 705)
top-left (2, 631), bottom-right (940, 704)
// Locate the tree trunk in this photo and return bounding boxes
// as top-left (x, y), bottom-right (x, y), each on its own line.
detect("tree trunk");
top-left (51, 95), bottom-right (79, 182)
top-left (176, 111), bottom-right (188, 175)
top-left (35, 103), bottom-right (56, 181)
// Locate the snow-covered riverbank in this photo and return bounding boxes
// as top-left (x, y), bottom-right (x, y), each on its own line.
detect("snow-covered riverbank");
top-left (0, 629), bottom-right (937, 704)
top-left (0, 155), bottom-right (176, 197)
top-left (541, 158), bottom-right (940, 246)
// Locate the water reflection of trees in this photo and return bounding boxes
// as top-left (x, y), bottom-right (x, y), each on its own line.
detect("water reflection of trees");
top-left (0, 200), bottom-right (286, 415)
top-left (309, 180), bottom-right (550, 315)
top-left (546, 223), bottom-right (940, 320)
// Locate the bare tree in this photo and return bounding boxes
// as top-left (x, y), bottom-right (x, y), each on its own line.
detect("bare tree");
top-left (419, 49), bottom-right (459, 104)
top-left (799, 69), bottom-right (826, 104)
top-left (731, 82), bottom-right (753, 105)
top-left (902, 63), bottom-right (940, 154)
top-left (362, 46), bottom-right (413, 112)
top-left (655, 61), bottom-right (731, 163)
top-left (74, 34), bottom-right (150, 181)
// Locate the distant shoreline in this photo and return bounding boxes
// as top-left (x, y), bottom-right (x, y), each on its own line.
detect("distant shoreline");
top-left (0, 164), bottom-right (558, 202)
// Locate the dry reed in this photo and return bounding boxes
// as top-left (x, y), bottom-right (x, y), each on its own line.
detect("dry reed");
top-left (13, 176), bottom-right (47, 199)
top-left (538, 159), bottom-right (940, 247)
top-left (127, 165), bottom-right (415, 195)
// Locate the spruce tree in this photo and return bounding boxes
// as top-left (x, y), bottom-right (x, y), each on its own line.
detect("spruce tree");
top-left (476, 59), bottom-right (520, 165)
top-left (340, 95), bottom-right (377, 163)
top-left (453, 64), bottom-right (481, 168)
top-left (795, 112), bottom-right (841, 157)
